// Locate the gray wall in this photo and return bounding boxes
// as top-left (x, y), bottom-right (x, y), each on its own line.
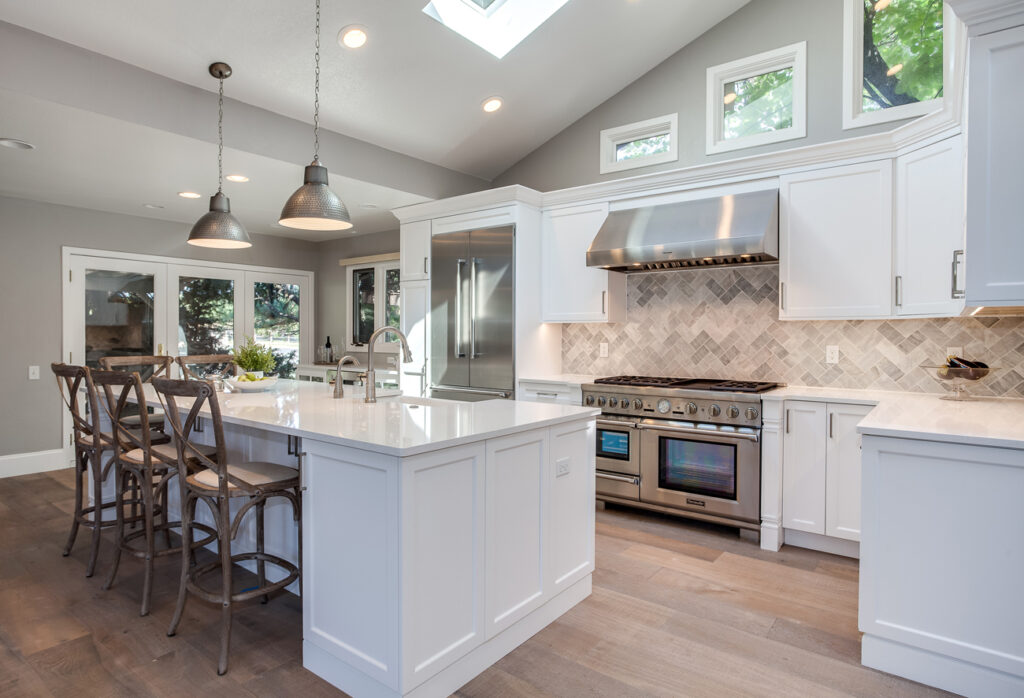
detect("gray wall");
top-left (494, 0), bottom-right (916, 192)
top-left (314, 231), bottom-right (401, 370)
top-left (0, 195), bottom-right (321, 458)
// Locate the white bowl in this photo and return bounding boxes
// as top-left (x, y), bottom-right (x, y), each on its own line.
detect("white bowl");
top-left (226, 375), bottom-right (278, 392)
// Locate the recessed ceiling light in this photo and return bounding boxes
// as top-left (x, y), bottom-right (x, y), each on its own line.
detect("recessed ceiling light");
top-left (723, 92), bottom-right (738, 105)
top-left (339, 25), bottom-right (368, 48)
top-left (482, 96), bottom-right (503, 113)
top-left (0, 138), bottom-right (35, 150)
top-left (142, 203), bottom-right (165, 209)
top-left (225, 174), bottom-right (249, 182)
top-left (178, 191), bottom-right (202, 199)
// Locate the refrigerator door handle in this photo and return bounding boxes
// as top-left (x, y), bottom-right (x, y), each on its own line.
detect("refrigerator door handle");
top-left (455, 259), bottom-right (466, 359)
top-left (470, 257), bottom-right (479, 359)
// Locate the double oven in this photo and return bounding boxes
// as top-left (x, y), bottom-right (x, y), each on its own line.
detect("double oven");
top-left (586, 378), bottom-right (775, 531)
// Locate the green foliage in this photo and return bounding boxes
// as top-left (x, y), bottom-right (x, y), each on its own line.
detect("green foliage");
top-left (178, 277), bottom-right (233, 354)
top-left (234, 336), bottom-right (277, 374)
top-left (254, 282), bottom-right (300, 334)
top-left (862, 0), bottom-right (943, 111)
top-left (723, 67), bottom-right (794, 140)
top-left (616, 134), bottom-right (671, 162)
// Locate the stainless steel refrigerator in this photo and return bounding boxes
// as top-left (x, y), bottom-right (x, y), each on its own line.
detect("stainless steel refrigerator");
top-left (430, 225), bottom-right (515, 402)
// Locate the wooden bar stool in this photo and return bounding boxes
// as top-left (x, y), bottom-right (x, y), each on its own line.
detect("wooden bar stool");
top-left (50, 363), bottom-right (165, 577)
top-left (99, 356), bottom-right (173, 432)
top-left (93, 369), bottom-right (217, 616)
top-left (176, 354), bottom-right (240, 381)
top-left (152, 377), bottom-right (301, 676)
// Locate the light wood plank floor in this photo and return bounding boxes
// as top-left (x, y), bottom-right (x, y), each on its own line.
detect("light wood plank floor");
top-left (1, 469), bottom-right (951, 697)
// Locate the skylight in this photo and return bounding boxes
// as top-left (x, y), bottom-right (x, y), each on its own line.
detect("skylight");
top-left (423, 0), bottom-right (571, 59)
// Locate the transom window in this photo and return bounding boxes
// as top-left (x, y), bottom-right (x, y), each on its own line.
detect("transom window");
top-left (843, 0), bottom-right (948, 129)
top-left (600, 114), bottom-right (679, 174)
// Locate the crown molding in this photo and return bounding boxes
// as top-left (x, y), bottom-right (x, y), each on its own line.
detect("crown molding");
top-left (946, 0), bottom-right (1024, 35)
top-left (391, 184), bottom-right (543, 223)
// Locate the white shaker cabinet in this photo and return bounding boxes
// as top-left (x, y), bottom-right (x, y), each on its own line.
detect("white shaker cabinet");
top-left (399, 220), bottom-right (431, 281)
top-left (779, 161), bottom-right (894, 320)
top-left (894, 136), bottom-right (965, 316)
top-left (964, 25), bottom-right (1024, 307)
top-left (399, 280), bottom-right (429, 397)
top-left (782, 400), bottom-right (871, 542)
top-left (541, 202), bottom-right (626, 323)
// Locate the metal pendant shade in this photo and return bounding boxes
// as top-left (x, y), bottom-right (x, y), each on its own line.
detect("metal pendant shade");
top-left (188, 62), bottom-right (252, 249)
top-left (279, 0), bottom-right (354, 232)
top-left (279, 160), bottom-right (353, 231)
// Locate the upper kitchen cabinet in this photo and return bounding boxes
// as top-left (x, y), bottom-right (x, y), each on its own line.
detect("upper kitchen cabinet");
top-left (894, 136), bottom-right (965, 317)
top-left (779, 161), bottom-right (893, 320)
top-left (400, 220), bottom-right (431, 281)
top-left (541, 203), bottom-right (626, 323)
top-left (963, 24), bottom-right (1024, 307)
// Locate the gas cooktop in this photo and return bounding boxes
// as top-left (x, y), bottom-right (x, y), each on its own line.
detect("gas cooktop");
top-left (593, 376), bottom-right (780, 394)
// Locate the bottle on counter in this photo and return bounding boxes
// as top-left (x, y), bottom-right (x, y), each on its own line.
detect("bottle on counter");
top-left (325, 336), bottom-right (333, 363)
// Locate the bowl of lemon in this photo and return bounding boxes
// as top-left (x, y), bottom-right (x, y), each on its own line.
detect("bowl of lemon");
top-left (225, 372), bottom-right (279, 392)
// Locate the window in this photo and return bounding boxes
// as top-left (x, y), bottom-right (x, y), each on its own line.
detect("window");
top-left (843, 0), bottom-right (947, 129)
top-left (706, 42), bottom-right (807, 155)
top-left (599, 114), bottom-right (679, 174)
top-left (346, 261), bottom-right (401, 352)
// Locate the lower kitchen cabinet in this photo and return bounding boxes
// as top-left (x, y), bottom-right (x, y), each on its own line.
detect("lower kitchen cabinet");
top-left (517, 378), bottom-right (584, 405)
top-left (782, 400), bottom-right (873, 542)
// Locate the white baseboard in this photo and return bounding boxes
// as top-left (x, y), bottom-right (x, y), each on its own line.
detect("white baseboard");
top-left (0, 448), bottom-right (72, 479)
top-left (783, 528), bottom-right (860, 559)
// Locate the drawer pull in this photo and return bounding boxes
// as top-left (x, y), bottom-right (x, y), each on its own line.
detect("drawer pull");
top-left (596, 471), bottom-right (639, 486)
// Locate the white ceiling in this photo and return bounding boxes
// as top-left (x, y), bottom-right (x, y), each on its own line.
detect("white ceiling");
top-left (0, 89), bottom-right (429, 240)
top-left (0, 0), bottom-right (749, 181)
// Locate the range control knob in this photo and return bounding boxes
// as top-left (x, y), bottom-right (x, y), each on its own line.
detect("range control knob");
top-left (727, 405), bottom-right (740, 418)
top-left (584, 394), bottom-right (595, 406)
top-left (709, 404), bottom-right (722, 418)
top-left (686, 401), bottom-right (699, 415)
top-left (597, 396), bottom-right (607, 407)
top-left (745, 407), bottom-right (760, 420)
top-left (633, 398), bottom-right (643, 410)
top-left (608, 397), bottom-right (619, 408)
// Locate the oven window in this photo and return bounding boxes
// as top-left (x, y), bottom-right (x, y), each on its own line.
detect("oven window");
top-left (597, 428), bottom-right (631, 461)
top-left (658, 437), bottom-right (737, 500)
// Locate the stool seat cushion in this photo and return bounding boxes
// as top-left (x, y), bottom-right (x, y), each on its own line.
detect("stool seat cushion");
top-left (123, 442), bottom-right (217, 465)
top-left (190, 462), bottom-right (298, 490)
top-left (120, 411), bottom-right (165, 427)
top-left (78, 430), bottom-right (170, 450)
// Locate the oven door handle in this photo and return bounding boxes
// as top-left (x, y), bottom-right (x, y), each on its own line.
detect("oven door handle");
top-left (596, 471), bottom-right (640, 485)
top-left (596, 418), bottom-right (638, 429)
top-left (638, 422), bottom-right (760, 443)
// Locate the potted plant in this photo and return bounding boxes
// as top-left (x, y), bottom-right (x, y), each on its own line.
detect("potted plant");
top-left (233, 336), bottom-right (277, 378)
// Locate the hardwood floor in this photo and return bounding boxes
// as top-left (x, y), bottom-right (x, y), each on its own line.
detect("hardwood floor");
top-left (0, 469), bottom-right (951, 697)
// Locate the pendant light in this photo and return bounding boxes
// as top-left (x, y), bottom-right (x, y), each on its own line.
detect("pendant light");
top-left (188, 62), bottom-right (252, 249)
top-left (279, 0), bottom-right (353, 231)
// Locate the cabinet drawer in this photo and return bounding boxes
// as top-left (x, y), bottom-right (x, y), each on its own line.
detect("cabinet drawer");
top-left (518, 380), bottom-right (582, 405)
top-left (596, 470), bottom-right (640, 501)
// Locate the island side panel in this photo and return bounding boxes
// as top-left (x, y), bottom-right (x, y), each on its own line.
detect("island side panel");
top-left (399, 442), bottom-right (487, 691)
top-left (860, 435), bottom-right (1024, 696)
top-left (302, 439), bottom-right (402, 692)
top-left (547, 418), bottom-right (596, 593)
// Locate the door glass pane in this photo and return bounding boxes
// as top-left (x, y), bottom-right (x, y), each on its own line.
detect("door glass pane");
top-left (384, 268), bottom-right (401, 342)
top-left (178, 277), bottom-right (234, 355)
top-left (84, 270), bottom-right (154, 370)
top-left (254, 281), bottom-right (300, 378)
top-left (352, 268), bottom-right (375, 346)
top-left (658, 437), bottom-right (737, 500)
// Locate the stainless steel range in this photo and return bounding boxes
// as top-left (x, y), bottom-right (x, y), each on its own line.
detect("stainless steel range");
top-left (583, 376), bottom-right (780, 532)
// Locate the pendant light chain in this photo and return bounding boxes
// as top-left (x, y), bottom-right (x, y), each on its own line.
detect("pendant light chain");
top-left (313, 0), bottom-right (321, 162)
top-left (217, 76), bottom-right (225, 193)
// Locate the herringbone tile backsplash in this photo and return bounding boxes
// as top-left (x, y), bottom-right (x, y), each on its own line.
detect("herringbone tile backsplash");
top-left (562, 266), bottom-right (1024, 397)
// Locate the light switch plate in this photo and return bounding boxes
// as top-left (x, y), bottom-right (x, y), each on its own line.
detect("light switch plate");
top-left (825, 346), bottom-right (839, 364)
top-left (599, 342), bottom-right (609, 358)
top-left (28, 365), bottom-right (40, 380)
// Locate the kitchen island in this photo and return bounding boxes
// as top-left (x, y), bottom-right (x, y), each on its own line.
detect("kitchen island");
top-left (137, 380), bottom-right (599, 697)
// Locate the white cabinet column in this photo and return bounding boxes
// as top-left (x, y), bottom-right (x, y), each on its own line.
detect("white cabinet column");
top-left (400, 220), bottom-right (431, 282)
top-left (825, 402), bottom-right (873, 541)
top-left (399, 280), bottom-right (429, 397)
top-left (781, 400), bottom-right (827, 534)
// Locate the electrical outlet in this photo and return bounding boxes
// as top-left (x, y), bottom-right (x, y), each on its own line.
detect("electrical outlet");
top-left (555, 457), bottom-right (570, 478)
top-left (826, 345), bottom-right (840, 364)
top-left (946, 346), bottom-right (963, 359)
top-left (387, 356), bottom-right (397, 367)
top-left (28, 365), bottom-right (40, 380)
top-left (599, 342), bottom-right (609, 358)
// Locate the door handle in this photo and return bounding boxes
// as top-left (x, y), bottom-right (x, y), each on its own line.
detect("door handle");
top-left (829, 413), bottom-right (834, 439)
top-left (951, 249), bottom-right (965, 299)
top-left (786, 409), bottom-right (790, 434)
top-left (455, 259), bottom-right (466, 358)
top-left (423, 256), bottom-right (428, 275)
top-left (601, 290), bottom-right (606, 315)
top-left (780, 282), bottom-right (786, 311)
top-left (596, 471), bottom-right (639, 486)
top-left (470, 258), bottom-right (479, 359)
top-left (895, 275), bottom-right (903, 308)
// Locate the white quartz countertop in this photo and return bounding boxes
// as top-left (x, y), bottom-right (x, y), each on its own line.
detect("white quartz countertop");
top-left (762, 385), bottom-right (1024, 450)
top-left (518, 374), bottom-right (600, 386)
top-left (144, 380), bottom-right (599, 457)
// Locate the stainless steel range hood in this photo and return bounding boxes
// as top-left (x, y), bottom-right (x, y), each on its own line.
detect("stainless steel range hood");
top-left (587, 189), bottom-right (779, 272)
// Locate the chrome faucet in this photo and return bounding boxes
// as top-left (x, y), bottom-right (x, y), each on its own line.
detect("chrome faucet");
top-left (332, 355), bottom-right (361, 398)
top-left (364, 327), bottom-right (414, 403)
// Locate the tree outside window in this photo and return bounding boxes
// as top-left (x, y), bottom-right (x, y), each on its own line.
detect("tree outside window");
top-left (861, 0), bottom-right (943, 113)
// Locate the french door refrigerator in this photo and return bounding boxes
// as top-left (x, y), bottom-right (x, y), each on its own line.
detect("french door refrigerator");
top-left (430, 225), bottom-right (515, 402)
